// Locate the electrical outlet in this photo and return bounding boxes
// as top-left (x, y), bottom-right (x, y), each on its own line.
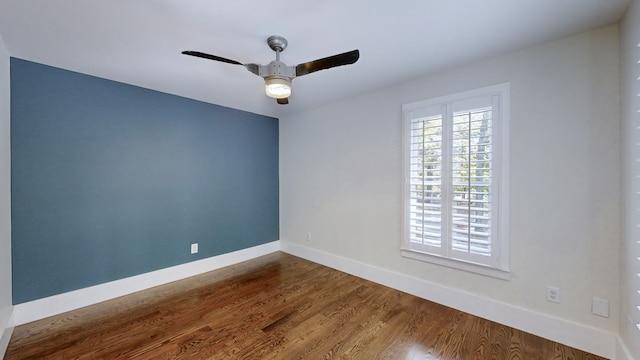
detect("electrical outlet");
top-left (547, 286), bottom-right (561, 303)
top-left (306, 232), bottom-right (311, 242)
top-left (190, 243), bottom-right (198, 254)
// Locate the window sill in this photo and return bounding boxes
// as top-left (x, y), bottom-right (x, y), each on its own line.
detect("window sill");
top-left (401, 248), bottom-right (511, 281)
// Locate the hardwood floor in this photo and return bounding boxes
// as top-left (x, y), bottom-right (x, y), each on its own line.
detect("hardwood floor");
top-left (5, 252), bottom-right (605, 359)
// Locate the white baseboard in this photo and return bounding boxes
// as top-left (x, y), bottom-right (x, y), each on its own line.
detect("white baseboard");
top-left (617, 336), bottom-right (637, 360)
top-left (10, 241), bottom-right (281, 327)
top-left (280, 241), bottom-right (618, 359)
top-left (0, 326), bottom-right (12, 359)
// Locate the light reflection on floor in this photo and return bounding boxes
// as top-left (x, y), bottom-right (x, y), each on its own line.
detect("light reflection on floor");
top-left (405, 344), bottom-right (439, 359)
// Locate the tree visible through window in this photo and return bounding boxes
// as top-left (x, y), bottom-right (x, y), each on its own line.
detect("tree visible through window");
top-left (402, 84), bottom-right (509, 277)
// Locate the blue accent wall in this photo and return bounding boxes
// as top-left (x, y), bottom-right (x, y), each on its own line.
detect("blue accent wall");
top-left (10, 58), bottom-right (279, 304)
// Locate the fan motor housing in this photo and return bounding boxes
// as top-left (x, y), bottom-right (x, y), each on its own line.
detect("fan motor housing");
top-left (261, 60), bottom-right (295, 78)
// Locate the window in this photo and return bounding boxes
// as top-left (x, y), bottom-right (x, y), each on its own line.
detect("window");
top-left (402, 83), bottom-right (509, 279)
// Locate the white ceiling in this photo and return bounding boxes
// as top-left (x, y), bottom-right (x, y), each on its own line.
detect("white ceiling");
top-left (0, 0), bottom-right (631, 118)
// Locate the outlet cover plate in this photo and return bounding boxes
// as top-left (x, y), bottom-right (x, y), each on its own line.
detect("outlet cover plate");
top-left (592, 297), bottom-right (609, 318)
top-left (547, 286), bottom-right (561, 303)
top-left (190, 243), bottom-right (198, 254)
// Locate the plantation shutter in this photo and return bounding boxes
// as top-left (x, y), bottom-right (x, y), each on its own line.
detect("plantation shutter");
top-left (448, 95), bottom-right (499, 265)
top-left (408, 105), bottom-right (445, 251)
top-left (405, 91), bottom-right (502, 266)
top-left (451, 100), bottom-right (494, 258)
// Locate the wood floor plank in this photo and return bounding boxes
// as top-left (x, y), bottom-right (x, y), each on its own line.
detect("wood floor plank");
top-left (5, 252), bottom-right (607, 360)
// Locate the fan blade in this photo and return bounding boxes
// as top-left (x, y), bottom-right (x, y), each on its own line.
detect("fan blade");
top-left (182, 51), bottom-right (243, 65)
top-left (295, 49), bottom-right (360, 77)
top-left (182, 51), bottom-right (260, 75)
top-left (277, 97), bottom-right (289, 105)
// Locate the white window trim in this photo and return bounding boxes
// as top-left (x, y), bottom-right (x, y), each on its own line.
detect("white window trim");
top-left (635, 41), bottom-right (640, 333)
top-left (401, 83), bottom-right (510, 280)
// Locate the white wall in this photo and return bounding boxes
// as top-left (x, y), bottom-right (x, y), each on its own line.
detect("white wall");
top-left (281, 23), bottom-right (620, 338)
top-left (619, 0), bottom-right (640, 357)
top-left (0, 31), bottom-right (12, 342)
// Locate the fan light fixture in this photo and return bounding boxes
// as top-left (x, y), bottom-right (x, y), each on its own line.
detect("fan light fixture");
top-left (182, 35), bottom-right (360, 105)
top-left (265, 77), bottom-right (291, 99)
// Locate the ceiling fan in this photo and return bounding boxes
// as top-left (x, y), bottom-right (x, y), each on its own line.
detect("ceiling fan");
top-left (182, 35), bottom-right (360, 105)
